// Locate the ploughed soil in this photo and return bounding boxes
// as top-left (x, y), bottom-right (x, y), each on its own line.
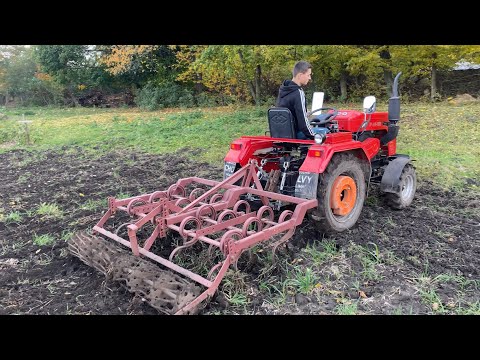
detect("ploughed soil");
top-left (1, 147), bottom-right (479, 315)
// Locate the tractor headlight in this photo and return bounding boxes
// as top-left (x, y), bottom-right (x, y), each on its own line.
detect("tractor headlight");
top-left (314, 133), bottom-right (325, 144)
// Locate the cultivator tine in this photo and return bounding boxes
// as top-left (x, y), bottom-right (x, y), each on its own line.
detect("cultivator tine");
top-left (270, 210), bottom-right (295, 258)
top-left (70, 160), bottom-right (318, 314)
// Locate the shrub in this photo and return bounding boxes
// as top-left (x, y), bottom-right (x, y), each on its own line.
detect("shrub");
top-left (135, 82), bottom-right (197, 110)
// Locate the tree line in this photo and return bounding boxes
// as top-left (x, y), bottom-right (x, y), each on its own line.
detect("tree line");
top-left (1, 45), bottom-right (479, 108)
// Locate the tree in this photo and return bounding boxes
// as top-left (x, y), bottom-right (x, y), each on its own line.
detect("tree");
top-left (35, 45), bottom-right (112, 106)
top-left (390, 45), bottom-right (480, 101)
top-left (99, 45), bottom-right (178, 87)
top-left (173, 45), bottom-right (206, 90)
top-left (182, 45), bottom-right (296, 105)
top-left (302, 45), bottom-right (368, 101)
top-left (99, 45), bottom-right (157, 75)
top-left (0, 46), bottom-right (26, 105)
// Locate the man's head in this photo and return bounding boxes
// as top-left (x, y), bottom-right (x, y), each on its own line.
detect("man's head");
top-left (292, 60), bottom-right (312, 86)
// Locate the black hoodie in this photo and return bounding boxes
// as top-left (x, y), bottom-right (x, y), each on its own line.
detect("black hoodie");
top-left (276, 80), bottom-right (314, 138)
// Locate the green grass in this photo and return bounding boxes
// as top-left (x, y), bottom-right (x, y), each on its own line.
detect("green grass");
top-left (419, 288), bottom-right (447, 313)
top-left (397, 102), bottom-right (480, 191)
top-left (283, 267), bottom-right (317, 295)
top-left (78, 199), bottom-right (105, 211)
top-left (33, 233), bottom-right (56, 246)
top-left (348, 242), bottom-right (383, 281)
top-left (60, 230), bottom-right (75, 242)
top-left (36, 203), bottom-right (63, 218)
top-left (456, 301), bottom-right (480, 315)
top-left (115, 192), bottom-right (134, 200)
top-left (335, 301), bottom-right (358, 315)
top-left (4, 211), bottom-right (22, 224)
top-left (225, 292), bottom-right (249, 306)
top-left (1, 102), bottom-right (478, 190)
top-left (221, 269), bottom-right (250, 307)
top-left (302, 239), bottom-right (339, 265)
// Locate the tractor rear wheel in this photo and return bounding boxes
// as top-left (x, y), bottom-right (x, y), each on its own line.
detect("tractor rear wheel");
top-left (384, 164), bottom-right (416, 209)
top-left (312, 153), bottom-right (366, 233)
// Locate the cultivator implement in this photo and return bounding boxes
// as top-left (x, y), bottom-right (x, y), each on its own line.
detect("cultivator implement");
top-left (69, 160), bottom-right (317, 314)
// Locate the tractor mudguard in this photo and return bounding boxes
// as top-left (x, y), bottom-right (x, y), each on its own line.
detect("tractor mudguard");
top-left (296, 138), bottom-right (379, 199)
top-left (295, 172), bottom-right (319, 199)
top-left (223, 161), bottom-right (237, 180)
top-left (380, 155), bottom-right (412, 193)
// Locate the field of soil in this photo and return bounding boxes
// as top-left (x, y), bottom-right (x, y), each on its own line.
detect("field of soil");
top-left (1, 147), bottom-right (479, 315)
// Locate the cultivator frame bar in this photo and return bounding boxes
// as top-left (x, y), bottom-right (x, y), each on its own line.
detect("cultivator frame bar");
top-left (91, 160), bottom-right (317, 314)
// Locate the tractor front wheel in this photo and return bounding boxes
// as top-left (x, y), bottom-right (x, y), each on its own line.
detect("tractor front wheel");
top-left (312, 153), bottom-right (366, 234)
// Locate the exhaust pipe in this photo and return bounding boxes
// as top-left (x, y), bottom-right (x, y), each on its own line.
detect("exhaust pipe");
top-left (381, 72), bottom-right (402, 145)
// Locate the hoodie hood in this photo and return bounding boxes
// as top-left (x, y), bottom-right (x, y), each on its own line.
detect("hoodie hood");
top-left (278, 80), bottom-right (301, 99)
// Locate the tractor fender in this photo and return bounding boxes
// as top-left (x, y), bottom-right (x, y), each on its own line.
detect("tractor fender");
top-left (296, 138), bottom-right (379, 199)
top-left (380, 155), bottom-right (412, 193)
top-left (299, 138), bottom-right (379, 174)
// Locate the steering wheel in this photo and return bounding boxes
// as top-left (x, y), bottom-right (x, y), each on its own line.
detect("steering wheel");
top-left (309, 107), bottom-right (339, 126)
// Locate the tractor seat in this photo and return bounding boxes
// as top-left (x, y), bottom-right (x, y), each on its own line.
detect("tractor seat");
top-left (268, 107), bottom-right (296, 139)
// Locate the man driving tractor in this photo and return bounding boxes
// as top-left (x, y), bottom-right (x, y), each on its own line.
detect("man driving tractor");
top-left (276, 60), bottom-right (315, 140)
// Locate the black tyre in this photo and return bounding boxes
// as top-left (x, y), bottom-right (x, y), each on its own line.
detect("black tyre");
top-left (311, 153), bottom-right (367, 233)
top-left (385, 164), bottom-right (416, 209)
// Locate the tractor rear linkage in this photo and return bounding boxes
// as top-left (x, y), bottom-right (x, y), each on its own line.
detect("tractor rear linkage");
top-left (91, 160), bottom-right (318, 314)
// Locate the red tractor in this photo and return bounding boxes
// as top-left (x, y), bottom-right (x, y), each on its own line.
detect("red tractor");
top-left (223, 71), bottom-right (416, 233)
top-left (69, 72), bottom-right (416, 314)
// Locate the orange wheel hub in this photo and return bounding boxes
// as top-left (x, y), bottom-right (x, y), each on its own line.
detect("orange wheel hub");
top-left (330, 176), bottom-right (357, 216)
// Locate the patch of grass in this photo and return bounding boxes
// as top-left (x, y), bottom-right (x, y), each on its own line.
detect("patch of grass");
top-left (302, 239), bottom-right (339, 265)
top-left (221, 270), bottom-right (250, 307)
top-left (60, 230), bottom-right (75, 242)
top-left (349, 242), bottom-right (383, 281)
top-left (285, 267), bottom-right (317, 295)
top-left (33, 233), bottom-right (56, 246)
top-left (5, 211), bottom-right (22, 224)
top-left (79, 199), bottom-right (104, 211)
top-left (456, 301), bottom-right (480, 315)
top-left (391, 305), bottom-right (414, 315)
top-left (392, 307), bottom-right (403, 315)
top-left (383, 249), bottom-right (403, 266)
top-left (257, 283), bottom-right (287, 308)
top-left (225, 293), bottom-right (249, 306)
top-left (335, 301), bottom-right (358, 315)
top-left (419, 288), bottom-right (446, 313)
top-left (432, 273), bottom-right (478, 291)
top-left (365, 196), bottom-right (379, 206)
top-left (36, 203), bottom-right (63, 218)
top-left (17, 172), bottom-right (32, 183)
top-left (360, 262), bottom-right (381, 281)
top-left (115, 192), bottom-right (133, 200)
top-left (16, 157), bottom-right (34, 167)
top-left (384, 216), bottom-right (396, 227)
top-left (409, 269), bottom-right (472, 314)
